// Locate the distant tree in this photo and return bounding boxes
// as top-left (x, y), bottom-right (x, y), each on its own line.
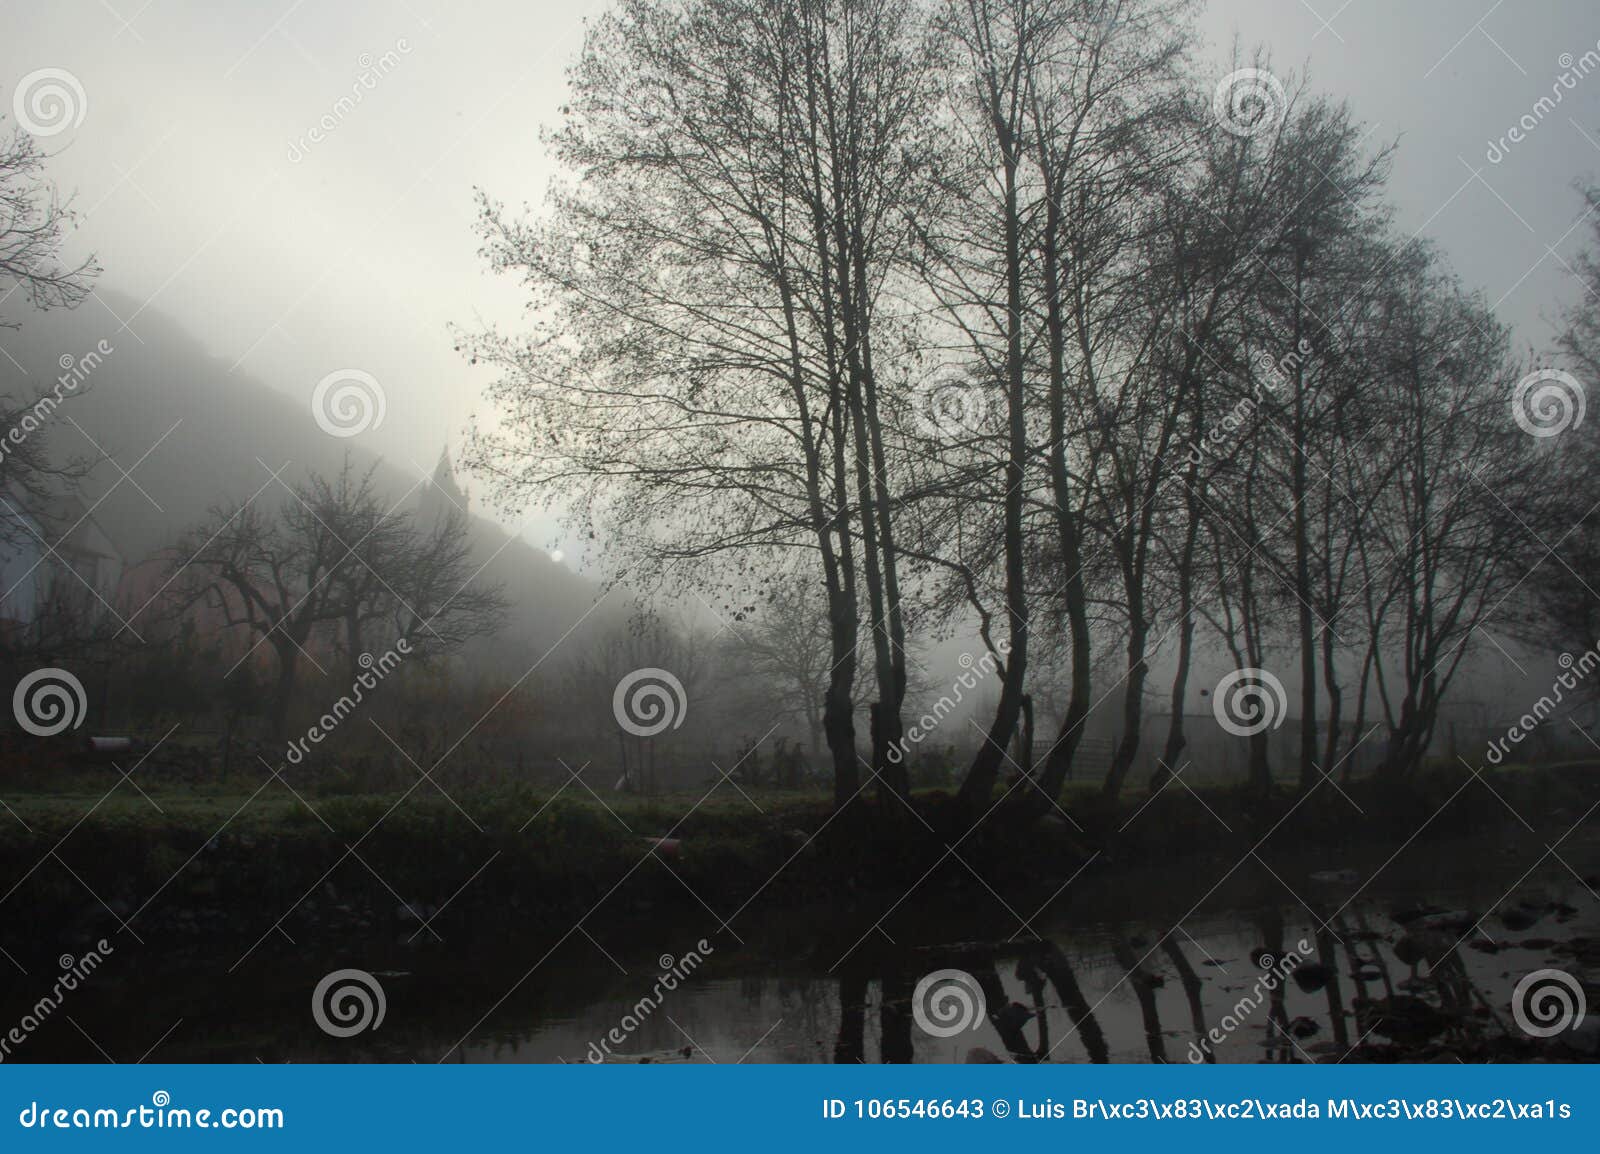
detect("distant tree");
top-left (716, 576), bottom-right (835, 769)
top-left (1354, 256), bottom-right (1541, 778)
top-left (565, 606), bottom-right (708, 794)
top-left (169, 462), bottom-right (505, 740)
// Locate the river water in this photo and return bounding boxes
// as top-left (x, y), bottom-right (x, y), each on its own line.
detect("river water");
top-left (9, 831), bottom-right (1598, 1063)
top-left (399, 833), bottom-right (1600, 1064)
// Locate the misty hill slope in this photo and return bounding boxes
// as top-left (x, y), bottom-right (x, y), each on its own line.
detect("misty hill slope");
top-left (0, 292), bottom-right (607, 670)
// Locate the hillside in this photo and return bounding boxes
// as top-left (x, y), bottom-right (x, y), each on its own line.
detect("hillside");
top-left (0, 292), bottom-right (611, 673)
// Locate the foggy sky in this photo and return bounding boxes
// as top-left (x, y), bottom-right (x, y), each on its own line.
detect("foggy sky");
top-left (4, 0), bottom-right (1600, 564)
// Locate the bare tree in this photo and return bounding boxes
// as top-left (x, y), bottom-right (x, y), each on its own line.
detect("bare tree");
top-left (465, 0), bottom-right (938, 813)
top-left (0, 120), bottom-right (96, 326)
top-left (1356, 257), bottom-right (1543, 778)
top-left (566, 605), bottom-right (708, 794)
top-left (0, 115), bottom-right (102, 553)
top-left (169, 463), bottom-right (505, 738)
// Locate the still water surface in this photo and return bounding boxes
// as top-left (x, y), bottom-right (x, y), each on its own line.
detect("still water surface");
top-left (433, 837), bottom-right (1600, 1064)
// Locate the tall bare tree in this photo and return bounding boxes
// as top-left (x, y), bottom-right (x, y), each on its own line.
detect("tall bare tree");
top-left (465, 0), bottom-right (938, 813)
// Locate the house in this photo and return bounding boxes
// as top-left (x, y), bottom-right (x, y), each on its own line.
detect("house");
top-left (0, 480), bottom-right (125, 640)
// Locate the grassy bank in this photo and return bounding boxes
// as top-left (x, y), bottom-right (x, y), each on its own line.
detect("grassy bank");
top-left (1, 759), bottom-right (1595, 967)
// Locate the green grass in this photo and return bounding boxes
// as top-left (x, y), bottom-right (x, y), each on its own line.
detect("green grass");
top-left (3, 756), bottom-right (1593, 942)
top-left (6, 753), bottom-right (1595, 838)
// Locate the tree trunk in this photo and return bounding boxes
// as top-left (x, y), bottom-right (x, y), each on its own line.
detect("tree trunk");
top-left (1160, 601), bottom-right (1197, 786)
top-left (1343, 646), bottom-right (1374, 785)
top-left (1102, 612), bottom-right (1148, 800)
top-left (268, 640), bottom-right (300, 742)
top-left (834, 972), bottom-right (866, 1064)
top-left (1320, 621), bottom-right (1343, 777)
top-left (1027, 175), bottom-right (1091, 817)
top-left (1016, 693), bottom-right (1035, 780)
top-left (1291, 261), bottom-right (1319, 793)
top-left (824, 587), bottom-right (859, 810)
top-left (956, 135), bottom-right (1029, 821)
